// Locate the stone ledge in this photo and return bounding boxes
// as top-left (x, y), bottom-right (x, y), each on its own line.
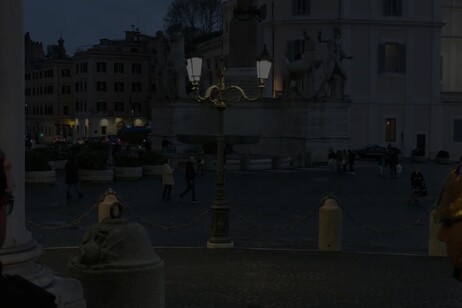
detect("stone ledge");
top-left (25, 170), bottom-right (56, 184)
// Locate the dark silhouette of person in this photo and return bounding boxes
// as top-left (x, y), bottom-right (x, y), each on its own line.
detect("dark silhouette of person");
top-left (179, 156), bottom-right (198, 204)
top-left (65, 155), bottom-right (84, 200)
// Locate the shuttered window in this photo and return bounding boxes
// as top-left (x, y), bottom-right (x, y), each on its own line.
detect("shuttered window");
top-left (292, 0), bottom-right (310, 15)
top-left (383, 0), bottom-right (402, 16)
top-left (378, 43), bottom-right (406, 74)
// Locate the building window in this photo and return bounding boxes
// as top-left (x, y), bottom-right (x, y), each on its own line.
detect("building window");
top-left (385, 118), bottom-right (396, 142)
top-left (132, 82), bottom-right (142, 92)
top-left (114, 82), bottom-right (124, 92)
top-left (378, 43), bottom-right (406, 74)
top-left (63, 105), bottom-right (69, 115)
top-left (61, 69), bottom-right (71, 77)
top-left (75, 64), bottom-right (79, 74)
top-left (292, 0), bottom-right (309, 15)
top-left (259, 4), bottom-right (267, 21)
top-left (132, 63), bottom-right (142, 74)
top-left (80, 62), bottom-right (88, 73)
top-left (96, 81), bottom-right (107, 92)
top-left (61, 86), bottom-right (71, 94)
top-left (286, 40), bottom-right (305, 62)
top-left (453, 119), bottom-right (462, 142)
top-left (114, 63), bottom-right (124, 73)
top-left (97, 101), bottom-right (107, 112)
top-left (96, 62), bottom-right (107, 73)
top-left (114, 101), bottom-right (124, 112)
top-left (101, 126), bottom-right (107, 135)
top-left (383, 0), bottom-right (402, 17)
top-left (75, 101), bottom-right (79, 111)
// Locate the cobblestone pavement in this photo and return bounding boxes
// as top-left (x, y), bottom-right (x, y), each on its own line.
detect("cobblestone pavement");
top-left (29, 160), bottom-right (462, 307)
top-left (39, 247), bottom-right (462, 308)
top-left (26, 160), bottom-right (451, 254)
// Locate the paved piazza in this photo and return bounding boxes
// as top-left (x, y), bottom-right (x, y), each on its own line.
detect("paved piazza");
top-left (25, 159), bottom-right (452, 254)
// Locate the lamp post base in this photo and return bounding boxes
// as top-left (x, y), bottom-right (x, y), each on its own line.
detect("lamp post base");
top-left (207, 241), bottom-right (234, 249)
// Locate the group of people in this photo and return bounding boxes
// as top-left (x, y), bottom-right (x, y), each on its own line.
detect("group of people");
top-left (378, 144), bottom-right (400, 178)
top-left (327, 148), bottom-right (356, 174)
top-left (161, 155), bottom-right (204, 204)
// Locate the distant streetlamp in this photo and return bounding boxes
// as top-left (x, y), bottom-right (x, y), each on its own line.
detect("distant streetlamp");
top-left (186, 48), bottom-right (272, 248)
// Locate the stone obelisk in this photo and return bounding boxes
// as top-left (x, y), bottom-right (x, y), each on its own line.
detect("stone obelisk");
top-left (0, 1), bottom-right (85, 306)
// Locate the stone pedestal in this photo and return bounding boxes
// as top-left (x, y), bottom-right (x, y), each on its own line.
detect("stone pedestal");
top-left (69, 216), bottom-right (165, 308)
top-left (0, 1), bottom-right (85, 306)
top-left (318, 197), bottom-right (343, 252)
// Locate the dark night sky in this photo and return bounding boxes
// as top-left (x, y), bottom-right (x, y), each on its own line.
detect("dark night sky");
top-left (23, 0), bottom-right (171, 56)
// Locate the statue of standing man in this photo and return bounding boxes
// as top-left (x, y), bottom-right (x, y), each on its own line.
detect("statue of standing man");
top-left (317, 28), bottom-right (352, 99)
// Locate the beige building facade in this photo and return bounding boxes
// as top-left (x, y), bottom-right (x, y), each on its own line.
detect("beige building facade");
top-left (217, 0), bottom-right (447, 158)
top-left (25, 30), bottom-right (185, 144)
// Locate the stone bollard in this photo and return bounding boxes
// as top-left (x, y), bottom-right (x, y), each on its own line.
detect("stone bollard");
top-left (98, 188), bottom-right (120, 223)
top-left (428, 209), bottom-right (448, 257)
top-left (69, 190), bottom-right (165, 308)
top-left (318, 196), bottom-right (342, 252)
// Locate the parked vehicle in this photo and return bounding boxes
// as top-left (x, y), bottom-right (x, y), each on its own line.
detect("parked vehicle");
top-left (85, 136), bottom-right (105, 144)
top-left (52, 135), bottom-right (66, 143)
top-left (104, 135), bottom-right (120, 145)
top-left (353, 144), bottom-right (401, 159)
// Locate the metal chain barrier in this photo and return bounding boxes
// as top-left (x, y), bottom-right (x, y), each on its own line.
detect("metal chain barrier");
top-left (230, 201), bottom-right (322, 232)
top-left (111, 193), bottom-right (211, 232)
top-left (26, 202), bottom-right (99, 230)
top-left (338, 202), bottom-right (435, 235)
top-left (25, 190), bottom-right (435, 236)
top-left (123, 204), bottom-right (211, 232)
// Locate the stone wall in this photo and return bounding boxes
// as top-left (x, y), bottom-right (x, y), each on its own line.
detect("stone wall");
top-left (150, 98), bottom-right (350, 164)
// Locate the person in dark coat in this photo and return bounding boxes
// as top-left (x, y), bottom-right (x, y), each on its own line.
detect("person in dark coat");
top-left (409, 167), bottom-right (427, 205)
top-left (65, 155), bottom-right (83, 200)
top-left (386, 144), bottom-right (398, 178)
top-left (348, 149), bottom-right (356, 174)
top-left (179, 156), bottom-right (198, 204)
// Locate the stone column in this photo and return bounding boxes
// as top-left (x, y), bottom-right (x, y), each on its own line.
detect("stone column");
top-left (0, 1), bottom-right (85, 306)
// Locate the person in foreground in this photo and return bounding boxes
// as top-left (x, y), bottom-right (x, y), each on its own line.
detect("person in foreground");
top-left (436, 159), bottom-right (462, 281)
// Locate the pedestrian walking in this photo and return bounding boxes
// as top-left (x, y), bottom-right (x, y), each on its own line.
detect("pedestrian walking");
top-left (341, 149), bottom-right (348, 174)
top-left (408, 167), bottom-right (427, 205)
top-left (179, 156), bottom-right (199, 204)
top-left (161, 158), bottom-right (175, 201)
top-left (144, 139), bottom-right (152, 152)
top-left (386, 144), bottom-right (398, 178)
top-left (378, 152), bottom-right (386, 176)
top-left (348, 149), bottom-right (355, 174)
top-left (327, 148), bottom-right (336, 173)
top-left (65, 155), bottom-right (84, 200)
top-left (196, 155), bottom-right (205, 175)
top-left (335, 149), bottom-right (342, 173)
top-left (161, 138), bottom-right (172, 153)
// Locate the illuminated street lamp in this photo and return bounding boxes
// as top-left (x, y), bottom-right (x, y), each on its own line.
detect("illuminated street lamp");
top-left (186, 48), bottom-right (272, 248)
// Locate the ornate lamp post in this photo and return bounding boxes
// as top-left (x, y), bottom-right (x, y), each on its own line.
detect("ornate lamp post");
top-left (186, 49), bottom-right (272, 248)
